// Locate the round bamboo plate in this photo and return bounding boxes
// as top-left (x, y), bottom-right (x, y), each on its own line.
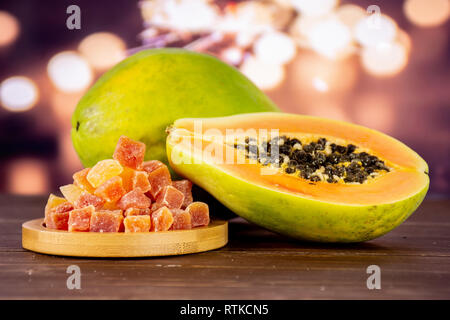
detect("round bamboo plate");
top-left (22, 218), bottom-right (228, 257)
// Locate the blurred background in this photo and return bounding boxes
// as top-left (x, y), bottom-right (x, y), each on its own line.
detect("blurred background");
top-left (0, 0), bottom-right (448, 196)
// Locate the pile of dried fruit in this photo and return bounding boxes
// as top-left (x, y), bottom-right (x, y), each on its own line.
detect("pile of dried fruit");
top-left (44, 136), bottom-right (209, 233)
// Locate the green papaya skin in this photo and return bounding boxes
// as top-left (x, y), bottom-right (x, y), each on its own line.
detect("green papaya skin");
top-left (71, 48), bottom-right (279, 167)
top-left (166, 123), bottom-right (429, 243)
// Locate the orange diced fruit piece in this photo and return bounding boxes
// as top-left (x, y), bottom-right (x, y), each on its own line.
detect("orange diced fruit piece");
top-left (170, 209), bottom-right (192, 230)
top-left (68, 205), bottom-right (94, 232)
top-left (132, 171), bottom-right (151, 193)
top-left (94, 176), bottom-right (126, 202)
top-left (60, 184), bottom-right (83, 204)
top-left (119, 167), bottom-right (136, 193)
top-left (117, 188), bottom-right (151, 210)
top-left (147, 165), bottom-right (172, 199)
top-left (124, 215), bottom-right (151, 233)
top-left (44, 194), bottom-right (67, 225)
top-left (87, 159), bottom-right (123, 188)
top-left (172, 180), bottom-right (193, 209)
top-left (154, 185), bottom-right (184, 210)
top-left (142, 160), bottom-right (164, 174)
top-left (73, 168), bottom-right (95, 194)
top-left (113, 136), bottom-right (146, 170)
top-left (89, 210), bottom-right (123, 232)
top-left (186, 202), bottom-right (210, 227)
top-left (46, 202), bottom-right (74, 230)
top-left (102, 201), bottom-right (118, 210)
top-left (74, 192), bottom-right (105, 210)
top-left (151, 206), bottom-right (174, 232)
top-left (124, 207), bottom-right (151, 216)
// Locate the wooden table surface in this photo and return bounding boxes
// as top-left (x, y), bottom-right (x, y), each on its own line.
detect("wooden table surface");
top-left (0, 194), bottom-right (449, 300)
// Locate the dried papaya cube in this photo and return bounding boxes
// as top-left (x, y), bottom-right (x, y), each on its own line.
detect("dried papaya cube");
top-left (90, 210), bottom-right (123, 233)
top-left (117, 188), bottom-right (151, 210)
top-left (119, 167), bottom-right (136, 193)
top-left (124, 215), bottom-right (151, 233)
top-left (44, 194), bottom-right (67, 226)
top-left (46, 202), bottom-right (74, 230)
top-left (154, 185), bottom-right (184, 210)
top-left (142, 160), bottom-right (164, 174)
top-left (74, 192), bottom-right (105, 210)
top-left (124, 207), bottom-right (151, 216)
top-left (68, 205), bottom-right (94, 232)
top-left (132, 171), bottom-right (151, 193)
top-left (102, 200), bottom-right (118, 210)
top-left (186, 202), bottom-right (210, 227)
top-left (151, 206), bottom-right (174, 232)
top-left (172, 180), bottom-right (193, 209)
top-left (147, 165), bottom-right (172, 199)
top-left (73, 168), bottom-right (95, 194)
top-left (46, 210), bottom-right (70, 231)
top-left (113, 136), bottom-right (146, 170)
top-left (94, 176), bottom-right (126, 202)
top-left (60, 184), bottom-right (83, 204)
top-left (87, 159), bottom-right (123, 188)
top-left (170, 209), bottom-right (192, 230)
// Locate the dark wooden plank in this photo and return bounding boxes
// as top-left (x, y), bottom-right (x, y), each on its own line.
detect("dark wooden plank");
top-left (0, 194), bottom-right (449, 299)
top-left (0, 251), bottom-right (449, 299)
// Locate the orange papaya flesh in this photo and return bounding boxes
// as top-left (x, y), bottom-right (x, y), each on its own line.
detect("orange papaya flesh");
top-left (166, 113), bottom-right (429, 242)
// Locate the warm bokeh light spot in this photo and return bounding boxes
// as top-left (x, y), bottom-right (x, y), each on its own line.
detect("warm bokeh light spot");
top-left (254, 31), bottom-right (296, 65)
top-left (355, 14), bottom-right (398, 48)
top-left (0, 76), bottom-right (38, 112)
top-left (336, 4), bottom-right (366, 30)
top-left (0, 11), bottom-right (20, 47)
top-left (306, 16), bottom-right (352, 59)
top-left (240, 55), bottom-right (285, 90)
top-left (78, 32), bottom-right (126, 70)
top-left (220, 47), bottom-right (243, 65)
top-left (47, 51), bottom-right (93, 92)
top-left (8, 159), bottom-right (49, 195)
top-left (361, 42), bottom-right (408, 77)
top-left (404, 0), bottom-right (450, 27)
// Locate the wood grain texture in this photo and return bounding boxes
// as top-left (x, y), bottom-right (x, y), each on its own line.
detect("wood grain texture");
top-left (22, 219), bottom-right (228, 258)
top-left (0, 194), bottom-right (449, 299)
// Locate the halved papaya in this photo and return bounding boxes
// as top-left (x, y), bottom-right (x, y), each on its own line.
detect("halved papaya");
top-left (166, 113), bottom-right (429, 242)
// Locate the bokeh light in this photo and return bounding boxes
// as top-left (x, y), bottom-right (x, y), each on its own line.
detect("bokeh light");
top-left (404, 0), bottom-right (450, 27)
top-left (361, 42), bottom-right (408, 77)
top-left (0, 11), bottom-right (20, 47)
top-left (240, 55), bottom-right (285, 90)
top-left (47, 51), bottom-right (93, 92)
top-left (254, 31), bottom-right (296, 65)
top-left (336, 4), bottom-right (366, 30)
top-left (8, 158), bottom-right (48, 195)
top-left (0, 76), bottom-right (38, 112)
top-left (354, 14), bottom-right (398, 48)
top-left (306, 16), bottom-right (352, 59)
top-left (78, 32), bottom-right (126, 70)
top-left (312, 77), bottom-right (330, 92)
top-left (291, 0), bottom-right (338, 17)
top-left (396, 28), bottom-right (412, 54)
top-left (141, 0), bottom-right (219, 32)
top-left (220, 47), bottom-right (243, 65)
